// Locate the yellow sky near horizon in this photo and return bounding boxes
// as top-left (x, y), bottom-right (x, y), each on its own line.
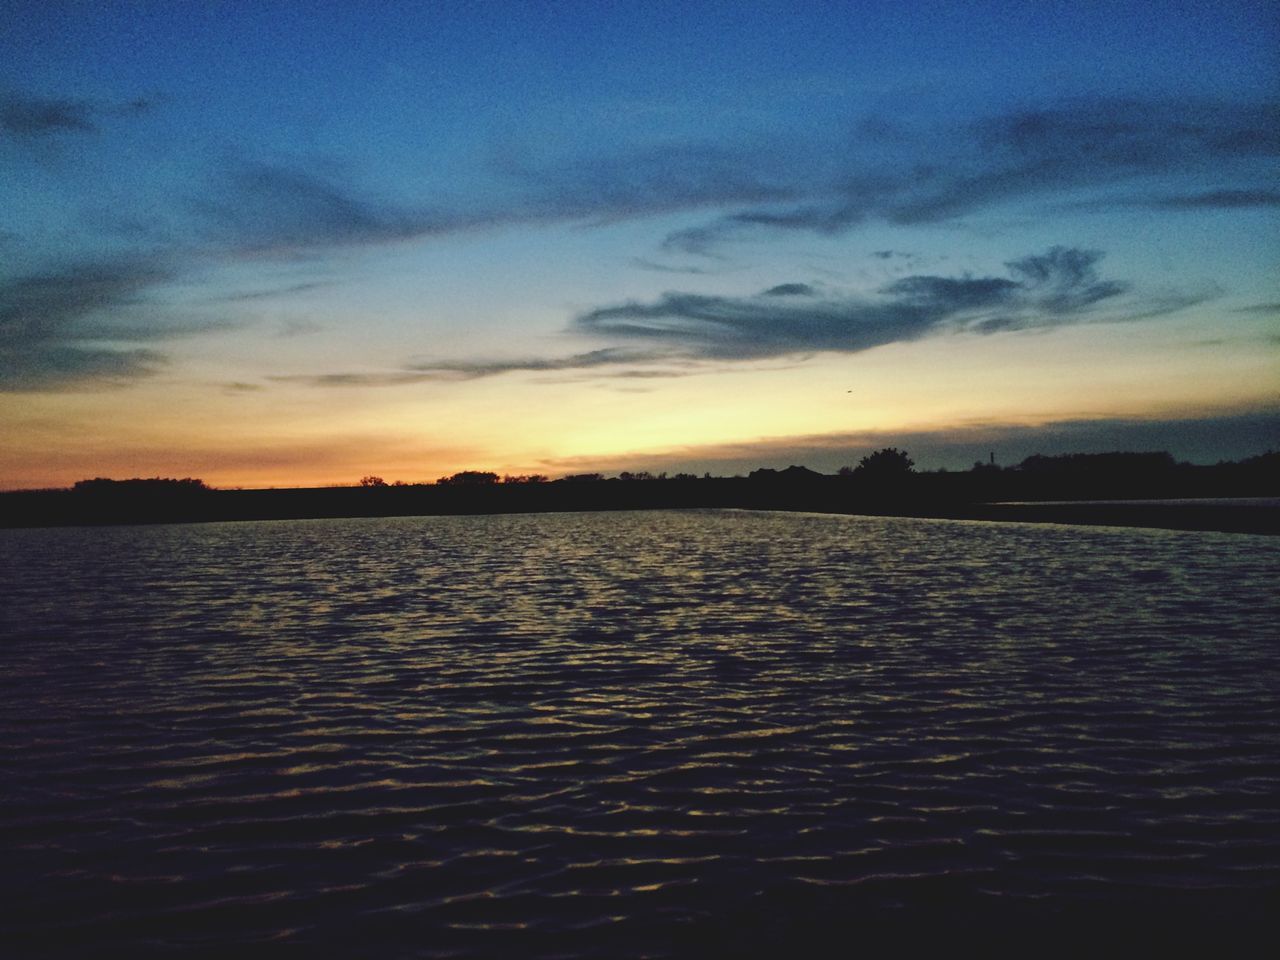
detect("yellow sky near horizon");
top-left (4, 314), bottom-right (1275, 490)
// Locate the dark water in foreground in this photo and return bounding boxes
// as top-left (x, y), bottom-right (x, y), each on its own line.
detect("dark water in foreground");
top-left (2, 510), bottom-right (1278, 956)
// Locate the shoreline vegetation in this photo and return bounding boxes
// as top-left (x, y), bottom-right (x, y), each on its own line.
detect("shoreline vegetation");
top-left (2, 450), bottom-right (1277, 535)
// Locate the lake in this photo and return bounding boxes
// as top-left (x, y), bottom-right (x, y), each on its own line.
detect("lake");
top-left (2, 510), bottom-right (1278, 956)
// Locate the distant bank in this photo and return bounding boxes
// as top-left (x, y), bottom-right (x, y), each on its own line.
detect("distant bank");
top-left (3, 458), bottom-right (1278, 535)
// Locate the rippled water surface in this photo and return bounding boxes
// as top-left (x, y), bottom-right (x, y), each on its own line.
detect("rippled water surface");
top-left (3, 511), bottom-right (1278, 955)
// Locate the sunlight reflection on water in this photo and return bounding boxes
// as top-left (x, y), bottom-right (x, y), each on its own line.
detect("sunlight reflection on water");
top-left (2, 510), bottom-right (1278, 955)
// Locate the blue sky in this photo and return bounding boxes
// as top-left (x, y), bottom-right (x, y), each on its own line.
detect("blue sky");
top-left (1, 0), bottom-right (1277, 486)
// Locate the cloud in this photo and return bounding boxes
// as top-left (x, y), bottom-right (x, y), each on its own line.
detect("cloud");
top-left (0, 345), bottom-right (165, 391)
top-left (269, 348), bottom-right (688, 388)
top-left (403, 347), bottom-right (680, 379)
top-left (1234, 302), bottom-right (1280, 316)
top-left (631, 258), bottom-right (721, 275)
top-left (1143, 188), bottom-right (1280, 209)
top-left (661, 98), bottom-right (1280, 253)
top-left (278, 246), bottom-right (1182, 388)
top-left (267, 371), bottom-right (437, 389)
top-left (210, 281), bottom-right (335, 303)
top-left (762, 283), bottom-right (816, 297)
top-left (7, 92), bottom-right (1268, 394)
top-left (1, 92), bottom-right (95, 136)
top-left (192, 160), bottom-right (463, 253)
top-left (195, 142), bottom-right (788, 259)
top-left (0, 260), bottom-right (225, 391)
top-left (573, 246), bottom-right (1135, 361)
top-left (192, 142), bottom-right (796, 258)
top-left (501, 141), bottom-right (798, 222)
top-left (208, 97), bottom-right (1275, 260)
top-left (1, 90), bottom-right (158, 138)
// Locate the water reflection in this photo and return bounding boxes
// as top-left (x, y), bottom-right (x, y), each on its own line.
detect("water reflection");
top-left (2, 511), bottom-right (1278, 955)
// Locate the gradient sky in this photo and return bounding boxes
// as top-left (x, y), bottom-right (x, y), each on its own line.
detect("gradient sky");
top-left (2, 0), bottom-right (1277, 488)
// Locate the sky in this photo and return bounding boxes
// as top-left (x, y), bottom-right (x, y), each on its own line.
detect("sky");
top-left (1, 0), bottom-right (1277, 488)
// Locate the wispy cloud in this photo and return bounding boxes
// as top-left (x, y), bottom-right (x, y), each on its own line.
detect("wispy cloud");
top-left (282, 246), bottom-right (1184, 388)
top-left (1142, 188), bottom-right (1280, 210)
top-left (1234, 302), bottom-right (1280, 316)
top-left (189, 142), bottom-right (794, 260)
top-left (661, 98), bottom-right (1280, 253)
top-left (0, 260), bottom-right (226, 391)
top-left (574, 246), bottom-right (1136, 361)
top-left (179, 98), bottom-right (1277, 262)
top-left (630, 258), bottom-right (722, 275)
top-left (502, 141), bottom-right (799, 223)
top-left (7, 92), bottom-right (1268, 392)
top-left (209, 280), bottom-right (335, 303)
top-left (762, 283), bottom-right (817, 297)
top-left (1, 92), bottom-right (95, 136)
top-left (269, 347), bottom-right (688, 388)
top-left (1, 90), bottom-right (157, 138)
top-left (192, 160), bottom-right (464, 253)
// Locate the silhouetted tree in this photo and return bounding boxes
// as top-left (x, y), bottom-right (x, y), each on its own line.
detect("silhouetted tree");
top-left (1015, 452), bottom-right (1175, 474)
top-left (751, 465), bottom-right (822, 481)
top-left (359, 475), bottom-right (387, 487)
top-left (852, 448), bottom-right (914, 476)
top-left (559, 473), bottom-right (604, 482)
top-left (73, 477), bottom-right (209, 493)
top-left (501, 474), bottom-right (549, 484)
top-left (437, 471), bottom-right (499, 485)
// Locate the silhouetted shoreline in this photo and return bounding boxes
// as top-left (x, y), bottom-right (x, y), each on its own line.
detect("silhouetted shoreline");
top-left (3, 451), bottom-right (1277, 534)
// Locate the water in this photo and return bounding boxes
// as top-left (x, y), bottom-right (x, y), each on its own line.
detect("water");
top-left (2, 510), bottom-right (1278, 955)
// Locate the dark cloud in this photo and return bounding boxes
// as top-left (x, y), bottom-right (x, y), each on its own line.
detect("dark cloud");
top-left (403, 347), bottom-right (678, 379)
top-left (574, 247), bottom-right (1134, 361)
top-left (1234, 302), bottom-right (1280, 315)
top-left (0, 345), bottom-right (164, 391)
top-left (211, 281), bottom-right (334, 303)
top-left (1144, 188), bottom-right (1280, 209)
top-left (661, 98), bottom-right (1280, 254)
top-left (1, 90), bottom-right (158, 138)
top-left (662, 201), bottom-right (863, 255)
top-left (762, 283), bottom-right (816, 297)
top-left (215, 101), bottom-right (1242, 260)
top-left (193, 144), bottom-right (795, 258)
top-left (192, 140), bottom-right (800, 259)
top-left (1, 92), bottom-right (95, 136)
top-left (7, 92), bottom-right (1267, 393)
top-left (113, 96), bottom-right (160, 116)
top-left (279, 246), bottom-right (1177, 388)
top-left (271, 348), bottom-right (686, 388)
top-left (268, 371), bottom-right (440, 389)
top-left (193, 160), bottom-right (462, 253)
top-left (0, 261), bottom-right (224, 391)
top-left (502, 142), bottom-right (798, 222)
top-left (631, 258), bottom-right (720, 275)
top-left (1067, 187), bottom-right (1280, 213)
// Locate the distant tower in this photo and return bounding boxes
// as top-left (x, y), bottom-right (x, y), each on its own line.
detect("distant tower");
top-left (990, 451), bottom-right (995, 466)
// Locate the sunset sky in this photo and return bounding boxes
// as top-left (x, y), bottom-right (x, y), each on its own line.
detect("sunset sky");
top-left (2, 0), bottom-right (1277, 489)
